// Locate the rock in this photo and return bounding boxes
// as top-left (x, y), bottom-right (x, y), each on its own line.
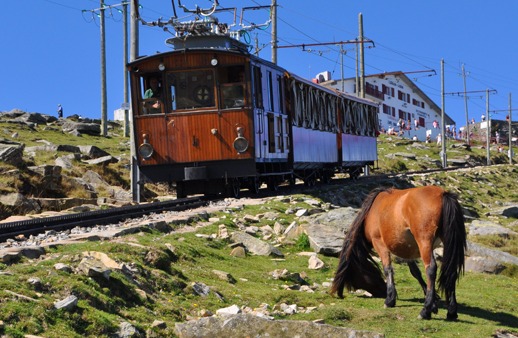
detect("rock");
top-left (231, 231), bottom-right (284, 257)
top-left (212, 270), bottom-right (236, 284)
top-left (465, 256), bottom-right (505, 274)
top-left (174, 313), bottom-right (384, 338)
top-left (468, 220), bottom-right (518, 237)
top-left (467, 242), bottom-right (518, 266)
top-left (308, 254), bottom-right (325, 270)
top-left (230, 246), bottom-right (246, 257)
top-left (78, 145), bottom-right (110, 159)
top-left (216, 304), bottom-right (241, 315)
top-left (191, 282), bottom-right (211, 297)
top-left (83, 155), bottom-right (119, 165)
top-left (77, 256), bottom-right (112, 280)
top-left (54, 263), bottom-right (73, 273)
top-left (62, 121), bottom-right (101, 136)
top-left (118, 321), bottom-right (142, 338)
top-left (0, 142), bottom-right (24, 166)
top-left (54, 295), bottom-right (78, 311)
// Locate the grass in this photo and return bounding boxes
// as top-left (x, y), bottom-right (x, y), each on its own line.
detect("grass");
top-left (0, 119), bottom-right (517, 336)
top-left (1, 196), bottom-right (517, 337)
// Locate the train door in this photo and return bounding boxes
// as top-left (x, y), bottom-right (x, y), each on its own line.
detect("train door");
top-left (252, 63), bottom-right (289, 161)
top-left (164, 68), bottom-right (218, 163)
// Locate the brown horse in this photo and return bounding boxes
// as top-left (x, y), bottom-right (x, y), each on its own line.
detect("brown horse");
top-left (330, 186), bottom-right (467, 320)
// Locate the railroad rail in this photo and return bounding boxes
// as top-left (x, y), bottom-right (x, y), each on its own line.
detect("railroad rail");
top-left (0, 197), bottom-right (206, 243)
top-left (0, 163), bottom-right (493, 243)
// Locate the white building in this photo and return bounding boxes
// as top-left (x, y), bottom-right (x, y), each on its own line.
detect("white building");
top-left (113, 108), bottom-right (132, 122)
top-left (321, 71), bottom-right (454, 141)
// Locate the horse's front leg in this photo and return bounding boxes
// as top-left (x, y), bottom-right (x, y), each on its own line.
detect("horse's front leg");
top-left (419, 254), bottom-right (437, 320)
top-left (372, 239), bottom-right (396, 308)
top-left (383, 264), bottom-right (397, 308)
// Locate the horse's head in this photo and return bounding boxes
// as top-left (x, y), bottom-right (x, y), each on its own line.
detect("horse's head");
top-left (351, 262), bottom-right (387, 298)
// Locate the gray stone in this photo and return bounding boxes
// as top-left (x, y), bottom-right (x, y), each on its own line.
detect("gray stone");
top-left (62, 121), bottom-right (101, 136)
top-left (0, 143), bottom-right (24, 166)
top-left (231, 231), bottom-right (284, 257)
top-left (78, 145), bottom-right (110, 158)
top-left (174, 313), bottom-right (384, 338)
top-left (118, 321), bottom-right (142, 338)
top-left (77, 257), bottom-right (112, 280)
top-left (467, 242), bottom-right (518, 266)
top-left (54, 295), bottom-right (78, 311)
top-left (465, 256), bottom-right (505, 274)
top-left (468, 220), bottom-right (518, 237)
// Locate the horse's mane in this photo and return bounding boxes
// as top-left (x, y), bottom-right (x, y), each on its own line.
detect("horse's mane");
top-left (331, 187), bottom-right (391, 298)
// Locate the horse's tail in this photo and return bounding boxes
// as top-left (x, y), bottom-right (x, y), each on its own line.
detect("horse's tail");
top-left (330, 188), bottom-right (388, 299)
top-left (438, 191), bottom-right (467, 294)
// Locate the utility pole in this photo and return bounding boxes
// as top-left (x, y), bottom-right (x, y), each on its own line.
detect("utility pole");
top-left (130, 0), bottom-right (140, 202)
top-left (441, 59), bottom-right (446, 168)
top-left (122, 1), bottom-right (129, 137)
top-left (339, 43), bottom-right (345, 92)
top-left (358, 13), bottom-right (365, 98)
top-left (462, 64), bottom-right (469, 144)
top-left (100, 0), bottom-right (108, 137)
top-left (486, 89), bottom-right (491, 165)
top-left (271, 0), bottom-right (277, 64)
top-left (509, 93), bottom-right (513, 164)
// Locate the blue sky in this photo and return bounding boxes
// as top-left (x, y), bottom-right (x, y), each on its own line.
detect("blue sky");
top-left (2, 0), bottom-right (518, 128)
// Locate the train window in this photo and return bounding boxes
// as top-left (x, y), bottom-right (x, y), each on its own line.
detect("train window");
top-left (276, 74), bottom-right (284, 114)
top-left (268, 113), bottom-right (275, 153)
top-left (252, 66), bottom-right (263, 109)
top-left (140, 75), bottom-right (164, 115)
top-left (277, 115), bottom-right (283, 152)
top-left (166, 70), bottom-right (215, 111)
top-left (219, 66), bottom-right (245, 109)
top-left (267, 71), bottom-right (274, 111)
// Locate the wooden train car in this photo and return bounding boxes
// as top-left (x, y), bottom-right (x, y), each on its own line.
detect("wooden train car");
top-left (128, 34), bottom-right (378, 198)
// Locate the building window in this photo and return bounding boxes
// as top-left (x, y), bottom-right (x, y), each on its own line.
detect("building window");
top-left (398, 90), bottom-right (410, 103)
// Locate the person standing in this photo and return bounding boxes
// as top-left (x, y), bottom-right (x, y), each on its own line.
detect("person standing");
top-left (57, 104), bottom-right (63, 118)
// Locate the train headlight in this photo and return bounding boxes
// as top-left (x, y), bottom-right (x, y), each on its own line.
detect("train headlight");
top-left (138, 142), bottom-right (154, 159)
top-left (233, 137), bottom-right (248, 153)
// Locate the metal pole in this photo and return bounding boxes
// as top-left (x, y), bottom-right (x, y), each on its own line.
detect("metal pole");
top-left (462, 64), bottom-right (469, 145)
top-left (123, 2), bottom-right (129, 137)
top-left (340, 43), bottom-right (344, 92)
top-left (130, 0), bottom-right (140, 202)
top-left (271, 0), bottom-right (277, 64)
top-left (486, 89), bottom-right (491, 165)
top-left (441, 59), bottom-right (446, 168)
top-left (509, 92), bottom-right (513, 165)
top-left (100, 0), bottom-right (108, 137)
top-left (358, 13), bottom-right (365, 98)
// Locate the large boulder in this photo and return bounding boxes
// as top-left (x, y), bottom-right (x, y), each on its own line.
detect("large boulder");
top-left (174, 314), bottom-right (383, 338)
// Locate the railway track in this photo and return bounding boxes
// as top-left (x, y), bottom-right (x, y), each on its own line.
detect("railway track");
top-left (0, 163), bottom-right (486, 244)
top-left (0, 197), bottom-right (206, 243)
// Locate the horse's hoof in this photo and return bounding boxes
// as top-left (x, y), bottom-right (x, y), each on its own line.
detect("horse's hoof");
top-left (418, 310), bottom-right (431, 320)
top-left (446, 313), bottom-right (458, 321)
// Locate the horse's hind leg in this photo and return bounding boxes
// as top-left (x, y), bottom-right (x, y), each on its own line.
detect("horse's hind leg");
top-left (445, 290), bottom-right (458, 321)
top-left (408, 261), bottom-right (439, 314)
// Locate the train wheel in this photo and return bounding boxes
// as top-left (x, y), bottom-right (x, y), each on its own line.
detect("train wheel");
top-left (176, 182), bottom-right (187, 199)
top-left (226, 178), bottom-right (240, 198)
top-left (289, 175), bottom-right (296, 187)
top-left (248, 177), bottom-right (261, 194)
top-left (321, 171), bottom-right (332, 184)
top-left (268, 177), bottom-right (279, 191)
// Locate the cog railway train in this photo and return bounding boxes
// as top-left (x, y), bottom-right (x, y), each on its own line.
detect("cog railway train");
top-left (128, 30), bottom-right (378, 198)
